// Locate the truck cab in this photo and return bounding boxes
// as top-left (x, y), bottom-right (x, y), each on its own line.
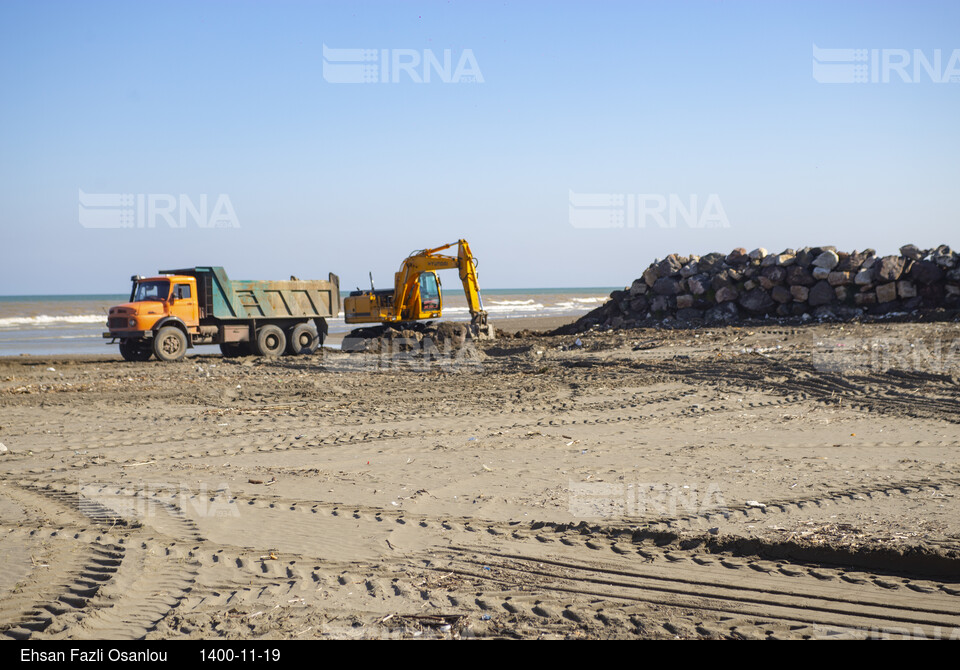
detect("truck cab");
top-left (107, 275), bottom-right (200, 338)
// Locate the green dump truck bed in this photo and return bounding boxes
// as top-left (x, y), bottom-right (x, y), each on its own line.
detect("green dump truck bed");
top-left (160, 266), bottom-right (341, 321)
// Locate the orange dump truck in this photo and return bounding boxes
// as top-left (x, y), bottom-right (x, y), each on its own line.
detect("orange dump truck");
top-left (103, 266), bottom-right (340, 362)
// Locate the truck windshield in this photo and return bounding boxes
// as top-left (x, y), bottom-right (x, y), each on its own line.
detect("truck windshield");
top-left (132, 280), bottom-right (170, 302)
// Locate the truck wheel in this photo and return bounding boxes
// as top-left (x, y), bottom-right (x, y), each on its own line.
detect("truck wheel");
top-left (255, 325), bottom-right (286, 357)
top-left (286, 323), bottom-right (319, 355)
top-left (119, 339), bottom-right (152, 362)
top-left (219, 343), bottom-right (249, 358)
top-left (153, 326), bottom-right (187, 362)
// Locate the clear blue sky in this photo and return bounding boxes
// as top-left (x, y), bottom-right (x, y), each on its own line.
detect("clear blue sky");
top-left (1, 0), bottom-right (958, 294)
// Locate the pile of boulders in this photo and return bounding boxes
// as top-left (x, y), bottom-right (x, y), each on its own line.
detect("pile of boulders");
top-left (342, 321), bottom-right (478, 354)
top-left (567, 244), bottom-right (959, 331)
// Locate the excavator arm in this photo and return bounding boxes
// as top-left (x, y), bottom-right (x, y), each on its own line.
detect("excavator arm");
top-left (393, 239), bottom-right (487, 327)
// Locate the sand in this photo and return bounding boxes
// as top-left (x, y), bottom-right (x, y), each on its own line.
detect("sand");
top-left (1, 318), bottom-right (959, 639)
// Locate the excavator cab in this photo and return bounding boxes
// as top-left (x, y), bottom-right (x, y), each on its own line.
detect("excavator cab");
top-left (418, 272), bottom-right (441, 313)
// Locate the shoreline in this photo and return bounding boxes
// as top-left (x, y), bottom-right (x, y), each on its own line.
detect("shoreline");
top-left (1, 315), bottom-right (578, 359)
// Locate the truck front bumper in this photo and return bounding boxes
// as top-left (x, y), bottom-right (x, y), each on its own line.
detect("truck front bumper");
top-left (103, 331), bottom-right (153, 340)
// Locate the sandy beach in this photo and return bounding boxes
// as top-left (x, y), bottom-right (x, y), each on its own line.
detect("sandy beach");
top-left (1, 317), bottom-right (959, 639)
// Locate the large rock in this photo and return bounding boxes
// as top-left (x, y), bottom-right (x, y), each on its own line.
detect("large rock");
top-left (909, 260), bottom-right (942, 284)
top-left (897, 280), bottom-right (917, 298)
top-left (761, 265), bottom-right (786, 283)
top-left (715, 286), bottom-right (739, 303)
top-left (657, 254), bottom-right (683, 277)
top-left (725, 248), bottom-right (749, 265)
top-left (642, 266), bottom-right (660, 287)
top-left (711, 271), bottom-right (734, 291)
top-left (627, 295), bottom-right (649, 313)
top-left (653, 276), bottom-right (681, 295)
top-left (874, 255), bottom-right (905, 282)
top-left (794, 247), bottom-right (816, 267)
top-left (899, 244), bottom-right (923, 260)
top-left (687, 274), bottom-right (711, 295)
top-left (934, 247), bottom-right (957, 268)
top-left (771, 286), bottom-right (793, 304)
top-left (812, 250), bottom-right (840, 270)
top-left (828, 271), bottom-right (853, 286)
top-left (812, 266), bottom-right (831, 280)
top-left (786, 265), bottom-right (815, 286)
top-left (808, 280), bottom-right (835, 306)
top-left (790, 285), bottom-right (809, 302)
top-left (739, 288), bottom-right (775, 313)
top-left (698, 252), bottom-right (725, 273)
top-left (876, 283), bottom-right (898, 303)
top-left (650, 295), bottom-right (675, 312)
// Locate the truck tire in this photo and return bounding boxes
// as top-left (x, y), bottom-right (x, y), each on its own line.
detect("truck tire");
top-left (119, 339), bottom-right (153, 362)
top-left (286, 323), bottom-right (319, 355)
top-left (219, 342), bottom-right (250, 358)
top-left (255, 325), bottom-right (286, 357)
top-left (153, 326), bottom-right (188, 362)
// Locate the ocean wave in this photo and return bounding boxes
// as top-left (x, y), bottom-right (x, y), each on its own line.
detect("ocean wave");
top-left (488, 299), bottom-right (537, 306)
top-left (0, 314), bottom-right (106, 329)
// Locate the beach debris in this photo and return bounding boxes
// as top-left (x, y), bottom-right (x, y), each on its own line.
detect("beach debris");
top-left (745, 500), bottom-right (767, 509)
top-left (395, 614), bottom-right (463, 630)
top-left (0, 442), bottom-right (7, 454)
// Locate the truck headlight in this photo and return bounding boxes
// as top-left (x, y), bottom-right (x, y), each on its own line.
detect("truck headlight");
top-left (128, 318), bottom-right (137, 327)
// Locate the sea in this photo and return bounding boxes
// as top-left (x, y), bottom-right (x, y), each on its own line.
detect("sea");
top-left (0, 288), bottom-right (615, 357)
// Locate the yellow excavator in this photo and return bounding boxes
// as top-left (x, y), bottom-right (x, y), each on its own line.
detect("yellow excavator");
top-left (344, 239), bottom-right (492, 336)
